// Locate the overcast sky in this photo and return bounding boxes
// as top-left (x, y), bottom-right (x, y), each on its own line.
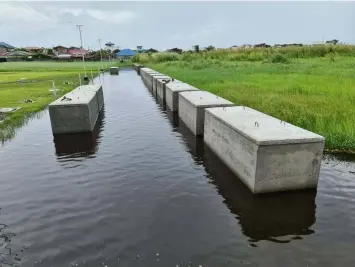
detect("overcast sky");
top-left (0, 1), bottom-right (354, 50)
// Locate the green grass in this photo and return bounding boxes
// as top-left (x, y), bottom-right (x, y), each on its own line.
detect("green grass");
top-left (138, 53), bottom-right (355, 153)
top-left (0, 61), bottom-right (127, 141)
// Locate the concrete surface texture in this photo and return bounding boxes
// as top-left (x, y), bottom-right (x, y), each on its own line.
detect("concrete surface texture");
top-left (73, 85), bottom-right (104, 113)
top-left (140, 69), bottom-right (160, 88)
top-left (147, 73), bottom-right (166, 90)
top-left (165, 83), bottom-right (199, 112)
top-left (203, 106), bottom-right (325, 194)
top-left (49, 90), bottom-right (99, 134)
top-left (109, 67), bottom-right (119, 75)
top-left (154, 76), bottom-right (171, 99)
top-left (178, 91), bottom-right (233, 135)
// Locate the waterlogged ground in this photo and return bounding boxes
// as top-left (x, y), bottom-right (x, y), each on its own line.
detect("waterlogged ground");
top-left (0, 69), bottom-right (355, 267)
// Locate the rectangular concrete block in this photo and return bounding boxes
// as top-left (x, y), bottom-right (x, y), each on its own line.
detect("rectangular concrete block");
top-left (140, 68), bottom-right (159, 89)
top-left (110, 67), bottom-right (119, 75)
top-left (178, 91), bottom-right (233, 136)
top-left (73, 85), bottom-right (104, 112)
top-left (49, 90), bottom-right (99, 134)
top-left (166, 83), bottom-right (199, 112)
top-left (154, 76), bottom-right (171, 98)
top-left (203, 106), bottom-right (325, 194)
top-left (147, 73), bottom-right (165, 91)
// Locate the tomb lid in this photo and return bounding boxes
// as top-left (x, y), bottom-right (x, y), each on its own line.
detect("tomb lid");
top-left (205, 106), bottom-right (325, 145)
top-left (180, 91), bottom-right (233, 108)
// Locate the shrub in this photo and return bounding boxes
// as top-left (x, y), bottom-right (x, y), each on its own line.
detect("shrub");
top-left (270, 54), bottom-right (291, 64)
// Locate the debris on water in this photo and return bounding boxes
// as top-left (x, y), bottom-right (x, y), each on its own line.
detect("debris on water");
top-left (157, 259), bottom-right (159, 262)
top-left (14, 257), bottom-right (21, 261)
top-left (117, 257), bottom-right (119, 261)
top-left (250, 243), bottom-right (257, 248)
top-left (156, 253), bottom-right (159, 256)
top-left (349, 171), bottom-right (355, 175)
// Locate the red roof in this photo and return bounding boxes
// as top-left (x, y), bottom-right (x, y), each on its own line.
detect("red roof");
top-left (67, 48), bottom-right (88, 55)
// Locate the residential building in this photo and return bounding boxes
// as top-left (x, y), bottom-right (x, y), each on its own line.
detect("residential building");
top-left (116, 49), bottom-right (136, 58)
top-left (24, 46), bottom-right (44, 54)
top-left (67, 48), bottom-right (88, 58)
top-left (53, 45), bottom-right (69, 55)
top-left (0, 42), bottom-right (15, 62)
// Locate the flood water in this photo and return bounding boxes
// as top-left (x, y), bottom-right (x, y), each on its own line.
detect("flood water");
top-left (0, 69), bottom-right (355, 266)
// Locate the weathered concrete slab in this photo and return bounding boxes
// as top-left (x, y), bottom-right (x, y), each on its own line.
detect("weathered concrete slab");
top-left (73, 85), bottom-right (104, 112)
top-left (49, 90), bottom-right (99, 134)
top-left (154, 76), bottom-right (171, 98)
top-left (166, 83), bottom-right (199, 112)
top-left (204, 106), bottom-right (325, 194)
top-left (140, 68), bottom-right (159, 89)
top-left (110, 67), bottom-right (119, 75)
top-left (146, 73), bottom-right (166, 91)
top-left (178, 91), bottom-right (233, 136)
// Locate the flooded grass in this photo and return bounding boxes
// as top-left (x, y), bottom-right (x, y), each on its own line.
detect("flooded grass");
top-left (137, 55), bottom-right (355, 152)
top-left (0, 61), bottom-right (127, 142)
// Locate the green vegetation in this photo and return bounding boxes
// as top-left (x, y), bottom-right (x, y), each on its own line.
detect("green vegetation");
top-left (134, 45), bottom-right (355, 153)
top-left (0, 61), bottom-right (125, 141)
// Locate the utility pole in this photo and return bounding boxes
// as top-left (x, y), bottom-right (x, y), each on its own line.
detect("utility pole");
top-left (98, 38), bottom-right (104, 71)
top-left (76, 24), bottom-right (88, 81)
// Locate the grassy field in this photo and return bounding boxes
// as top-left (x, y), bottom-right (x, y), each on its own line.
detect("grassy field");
top-left (134, 46), bottom-right (355, 153)
top-left (0, 61), bottom-right (125, 141)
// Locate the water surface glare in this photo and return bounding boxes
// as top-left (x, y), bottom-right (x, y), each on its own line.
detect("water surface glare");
top-left (0, 69), bottom-right (355, 266)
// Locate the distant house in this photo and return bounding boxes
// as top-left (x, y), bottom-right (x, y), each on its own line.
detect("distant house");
top-left (7, 51), bottom-right (30, 62)
top-left (116, 49), bottom-right (136, 59)
top-left (53, 45), bottom-right (69, 55)
top-left (167, 48), bottom-right (182, 54)
top-left (67, 48), bottom-right (88, 58)
top-left (0, 42), bottom-right (15, 62)
top-left (146, 48), bottom-right (158, 53)
top-left (0, 42), bottom-right (15, 53)
top-left (24, 46), bottom-right (44, 54)
top-left (254, 43), bottom-right (271, 48)
top-left (326, 39), bottom-right (339, 45)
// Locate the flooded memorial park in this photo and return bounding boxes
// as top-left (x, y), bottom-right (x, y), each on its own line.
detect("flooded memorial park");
top-left (0, 68), bottom-right (355, 266)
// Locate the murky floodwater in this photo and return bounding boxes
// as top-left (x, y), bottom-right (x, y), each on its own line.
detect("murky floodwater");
top-left (0, 69), bottom-right (355, 267)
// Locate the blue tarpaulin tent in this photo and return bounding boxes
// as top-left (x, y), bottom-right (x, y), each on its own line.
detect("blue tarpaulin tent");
top-left (116, 49), bottom-right (136, 57)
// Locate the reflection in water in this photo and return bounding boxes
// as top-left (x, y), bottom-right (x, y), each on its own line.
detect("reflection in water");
top-left (0, 211), bottom-right (26, 267)
top-left (156, 96), bottom-right (166, 110)
top-left (324, 152), bottom-right (355, 163)
top-left (166, 110), bottom-right (179, 130)
top-left (176, 118), bottom-right (316, 245)
top-left (53, 109), bottom-right (105, 158)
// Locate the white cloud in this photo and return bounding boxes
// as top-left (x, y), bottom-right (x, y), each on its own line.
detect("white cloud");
top-left (0, 2), bottom-right (55, 29)
top-left (85, 9), bottom-right (137, 24)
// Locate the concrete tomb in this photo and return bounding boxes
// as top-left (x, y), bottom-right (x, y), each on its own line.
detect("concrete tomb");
top-left (203, 106), bottom-right (325, 194)
top-left (73, 85), bottom-right (104, 113)
top-left (49, 85), bottom-right (104, 134)
top-left (109, 67), bottom-right (119, 75)
top-left (178, 91), bottom-right (233, 136)
top-left (165, 83), bottom-right (199, 112)
top-left (154, 76), bottom-right (171, 98)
